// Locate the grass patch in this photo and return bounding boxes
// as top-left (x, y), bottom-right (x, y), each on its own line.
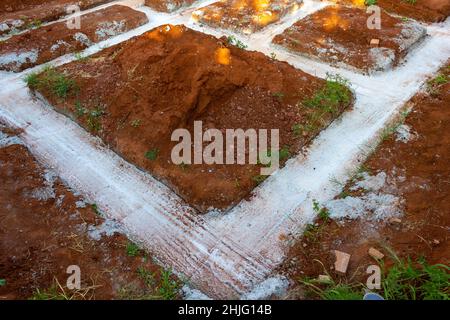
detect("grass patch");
top-left (313, 199), bottom-right (330, 221)
top-left (126, 241), bottom-right (140, 257)
top-left (90, 203), bottom-right (101, 216)
top-left (303, 74), bottom-right (351, 114)
top-left (137, 267), bottom-right (156, 287)
top-left (300, 253), bottom-right (449, 300)
top-left (30, 285), bottom-right (68, 300)
top-left (227, 35), bottom-right (247, 49)
top-left (302, 276), bottom-right (364, 300)
top-left (0, 279), bottom-right (5, 286)
top-left (25, 67), bottom-right (78, 99)
top-left (295, 74), bottom-right (351, 137)
top-left (145, 148), bottom-right (159, 161)
top-left (25, 19), bottom-right (42, 30)
top-left (381, 250), bottom-right (449, 300)
top-left (426, 73), bottom-right (448, 96)
top-left (158, 268), bottom-right (181, 300)
top-left (86, 106), bottom-right (105, 132)
top-left (252, 174), bottom-right (268, 185)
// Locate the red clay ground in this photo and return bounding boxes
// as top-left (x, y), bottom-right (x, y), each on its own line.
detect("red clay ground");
top-left (28, 24), bottom-right (353, 213)
top-left (144, 0), bottom-right (198, 12)
top-left (273, 6), bottom-right (426, 74)
top-left (0, 5), bottom-right (148, 72)
top-left (0, 0), bottom-right (113, 37)
top-left (281, 63), bottom-right (450, 299)
top-left (0, 125), bottom-right (181, 300)
top-left (192, 0), bottom-right (303, 34)
top-left (376, 0), bottom-right (450, 22)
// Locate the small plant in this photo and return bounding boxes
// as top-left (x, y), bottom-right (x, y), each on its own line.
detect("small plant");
top-left (137, 267), bottom-right (156, 287)
top-left (365, 0), bottom-right (377, 5)
top-left (381, 250), bottom-right (449, 300)
top-left (272, 92), bottom-right (284, 100)
top-left (26, 19), bottom-right (42, 30)
top-left (292, 123), bottom-right (302, 136)
top-left (126, 241), bottom-right (140, 257)
top-left (158, 268), bottom-right (180, 300)
top-left (52, 73), bottom-right (77, 99)
top-left (75, 101), bottom-right (86, 118)
top-left (279, 145), bottom-right (291, 161)
top-left (426, 73), bottom-right (448, 96)
top-left (179, 162), bottom-right (189, 171)
top-left (270, 52), bottom-right (277, 60)
top-left (90, 203), bottom-right (101, 216)
top-left (403, 0), bottom-right (417, 4)
top-left (25, 67), bottom-right (78, 99)
top-left (131, 119), bottom-right (141, 128)
top-left (300, 253), bottom-right (449, 300)
top-left (145, 148), bottom-right (159, 161)
top-left (74, 52), bottom-right (88, 62)
top-left (0, 279), bottom-right (5, 286)
top-left (252, 174), bottom-right (268, 185)
top-left (86, 106), bottom-right (105, 132)
top-left (30, 285), bottom-right (67, 300)
top-left (303, 223), bottom-right (322, 241)
top-left (313, 199), bottom-right (330, 221)
top-left (301, 277), bottom-right (364, 300)
top-left (303, 73), bottom-right (352, 115)
top-left (24, 72), bottom-right (39, 89)
top-left (227, 35), bottom-right (247, 49)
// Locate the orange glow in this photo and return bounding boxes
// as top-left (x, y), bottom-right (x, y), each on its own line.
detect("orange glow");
top-left (352, 0), bottom-right (366, 7)
top-left (215, 47), bottom-right (231, 65)
top-left (232, 0), bottom-right (248, 10)
top-left (321, 8), bottom-right (349, 31)
top-left (253, 10), bottom-right (278, 26)
top-left (252, 0), bottom-right (270, 11)
top-left (146, 24), bottom-right (184, 41)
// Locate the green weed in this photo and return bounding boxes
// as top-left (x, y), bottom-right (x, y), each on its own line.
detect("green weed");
top-left (227, 35), bottom-right (247, 49)
top-left (145, 148), bottom-right (159, 161)
top-left (126, 241), bottom-right (140, 257)
top-left (158, 268), bottom-right (180, 300)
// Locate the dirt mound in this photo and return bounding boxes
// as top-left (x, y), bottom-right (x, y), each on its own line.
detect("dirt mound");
top-left (192, 0), bottom-right (302, 34)
top-left (273, 6), bottom-right (426, 74)
top-left (0, 5), bottom-right (148, 72)
top-left (0, 0), bottom-right (112, 36)
top-left (31, 25), bottom-right (353, 213)
top-left (144, 0), bottom-right (197, 12)
top-left (332, 0), bottom-right (450, 22)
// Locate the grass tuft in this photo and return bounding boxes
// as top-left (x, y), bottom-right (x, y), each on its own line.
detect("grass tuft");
top-left (126, 241), bottom-right (140, 257)
top-left (24, 67), bottom-right (78, 99)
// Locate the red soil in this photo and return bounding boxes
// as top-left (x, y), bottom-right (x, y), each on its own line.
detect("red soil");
top-left (0, 0), bottom-right (113, 36)
top-left (0, 127), bottom-right (178, 300)
top-left (282, 63), bottom-right (450, 298)
top-left (273, 6), bottom-right (426, 74)
top-left (0, 5), bottom-right (148, 72)
top-left (144, 0), bottom-right (197, 12)
top-left (192, 0), bottom-right (302, 34)
top-left (32, 24), bottom-right (352, 213)
top-left (332, 0), bottom-right (450, 23)
top-left (374, 0), bottom-right (450, 23)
